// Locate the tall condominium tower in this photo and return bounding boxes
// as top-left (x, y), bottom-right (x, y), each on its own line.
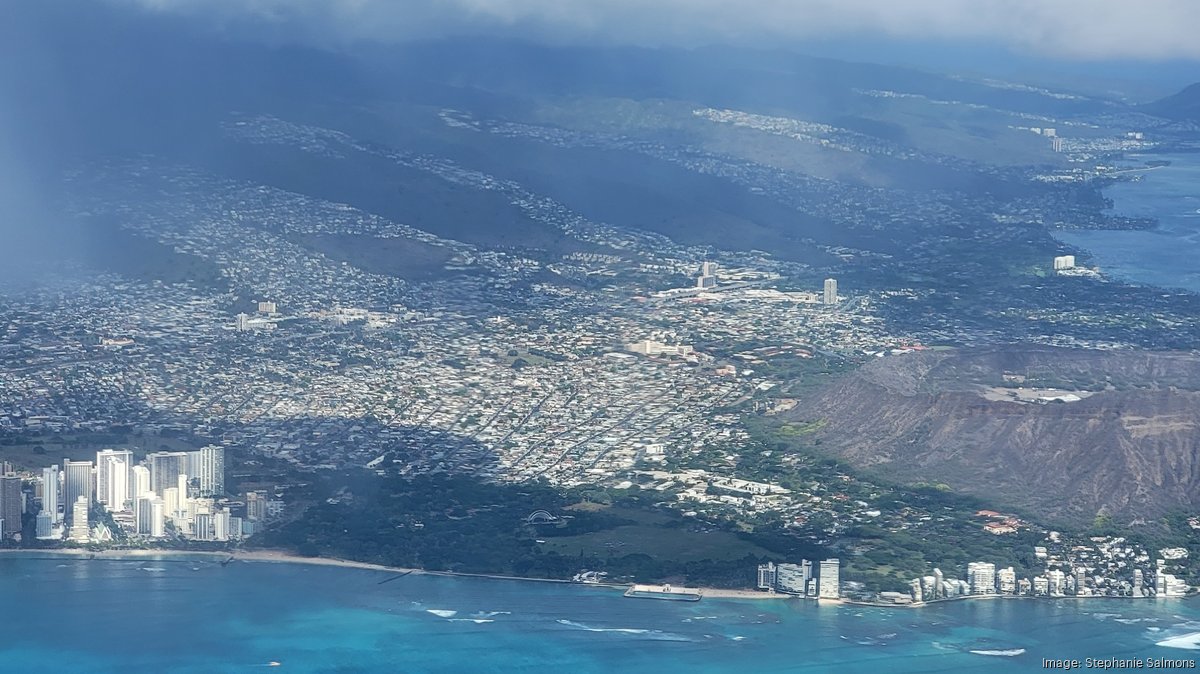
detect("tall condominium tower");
top-left (198, 445), bottom-right (225, 497)
top-left (63, 460), bottom-right (94, 524)
top-left (42, 465), bottom-right (60, 524)
top-left (0, 473), bottom-right (23, 539)
top-left (823, 278), bottom-right (838, 305)
top-left (96, 449), bottom-right (133, 512)
top-left (68, 496), bottom-right (90, 542)
top-left (819, 558), bottom-right (841, 599)
top-left (131, 465), bottom-right (151, 502)
top-left (147, 452), bottom-right (188, 496)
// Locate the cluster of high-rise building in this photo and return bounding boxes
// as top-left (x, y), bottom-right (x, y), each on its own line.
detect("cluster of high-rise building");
top-left (0, 445), bottom-right (243, 545)
top-left (756, 558), bottom-right (841, 599)
top-left (903, 557), bottom-right (1186, 604)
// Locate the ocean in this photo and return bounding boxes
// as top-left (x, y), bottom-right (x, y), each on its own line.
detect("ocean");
top-left (3, 555), bottom-right (1200, 673)
top-left (1055, 152), bottom-right (1200, 293)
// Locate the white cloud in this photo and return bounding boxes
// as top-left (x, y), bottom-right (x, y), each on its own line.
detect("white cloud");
top-left (120, 0), bottom-right (1200, 61)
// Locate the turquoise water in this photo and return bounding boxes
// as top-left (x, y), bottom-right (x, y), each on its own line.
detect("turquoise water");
top-left (1056, 153), bottom-right (1200, 293)
top-left (3, 555), bottom-right (1200, 673)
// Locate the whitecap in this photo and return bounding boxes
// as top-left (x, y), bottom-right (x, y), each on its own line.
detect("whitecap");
top-left (140, 567), bottom-right (167, 572)
top-left (448, 618), bottom-right (494, 624)
top-left (426, 609), bottom-right (457, 618)
top-left (931, 641), bottom-right (955, 652)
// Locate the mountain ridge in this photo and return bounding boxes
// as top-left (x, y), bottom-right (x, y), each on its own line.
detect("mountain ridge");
top-left (785, 346), bottom-right (1200, 525)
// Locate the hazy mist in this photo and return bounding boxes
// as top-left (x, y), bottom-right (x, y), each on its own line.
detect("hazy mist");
top-left (120, 0), bottom-right (1200, 61)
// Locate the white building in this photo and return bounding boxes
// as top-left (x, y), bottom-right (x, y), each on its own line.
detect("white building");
top-left (1053, 255), bottom-right (1076, 271)
top-left (136, 495), bottom-right (165, 538)
top-left (997, 567), bottom-right (1017, 594)
top-left (41, 466), bottom-right (60, 524)
top-left (96, 449), bottom-right (133, 512)
top-left (823, 279), bottom-right (838, 305)
top-left (775, 561), bottom-right (813, 595)
top-left (967, 561), bottom-right (997, 595)
top-left (625, 340), bottom-right (694, 357)
top-left (818, 558), bottom-right (840, 598)
top-left (1047, 569), bottom-right (1066, 596)
top-left (132, 465), bottom-right (151, 502)
top-left (68, 496), bottom-right (90, 542)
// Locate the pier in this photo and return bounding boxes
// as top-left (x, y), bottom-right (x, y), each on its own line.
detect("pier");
top-left (623, 583), bottom-right (703, 601)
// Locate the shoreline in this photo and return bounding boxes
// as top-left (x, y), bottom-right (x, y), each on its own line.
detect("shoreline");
top-left (0, 548), bottom-right (789, 600)
top-left (6, 550), bottom-right (1181, 606)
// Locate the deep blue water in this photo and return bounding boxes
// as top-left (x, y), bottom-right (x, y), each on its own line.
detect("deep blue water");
top-left (3, 555), bottom-right (1200, 673)
top-left (1056, 153), bottom-right (1200, 293)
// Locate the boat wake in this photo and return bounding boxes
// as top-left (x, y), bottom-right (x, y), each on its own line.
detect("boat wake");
top-left (426, 609), bottom-right (457, 618)
top-left (969, 649), bottom-right (1026, 657)
top-left (556, 619), bottom-right (691, 641)
top-left (1156, 632), bottom-right (1200, 650)
top-left (448, 618), bottom-right (495, 624)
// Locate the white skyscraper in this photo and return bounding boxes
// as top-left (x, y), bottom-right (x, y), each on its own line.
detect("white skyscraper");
top-left (68, 496), bottom-right (90, 542)
top-left (818, 558), bottom-right (840, 599)
top-left (822, 278), bottom-right (838, 305)
top-left (96, 449), bottom-right (133, 512)
top-left (136, 495), bottom-right (165, 538)
top-left (151, 500), bottom-right (165, 538)
top-left (213, 510), bottom-right (231, 542)
top-left (198, 445), bottom-right (225, 497)
top-left (163, 487), bottom-right (180, 524)
top-left (42, 466), bottom-right (60, 524)
top-left (132, 465), bottom-right (151, 502)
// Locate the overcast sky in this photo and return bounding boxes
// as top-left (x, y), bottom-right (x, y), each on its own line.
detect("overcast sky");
top-left (122, 0), bottom-right (1200, 61)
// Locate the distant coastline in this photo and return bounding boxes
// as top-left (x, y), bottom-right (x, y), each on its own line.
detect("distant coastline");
top-left (0, 549), bottom-right (786, 601)
top-left (2, 549), bottom-right (1192, 606)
